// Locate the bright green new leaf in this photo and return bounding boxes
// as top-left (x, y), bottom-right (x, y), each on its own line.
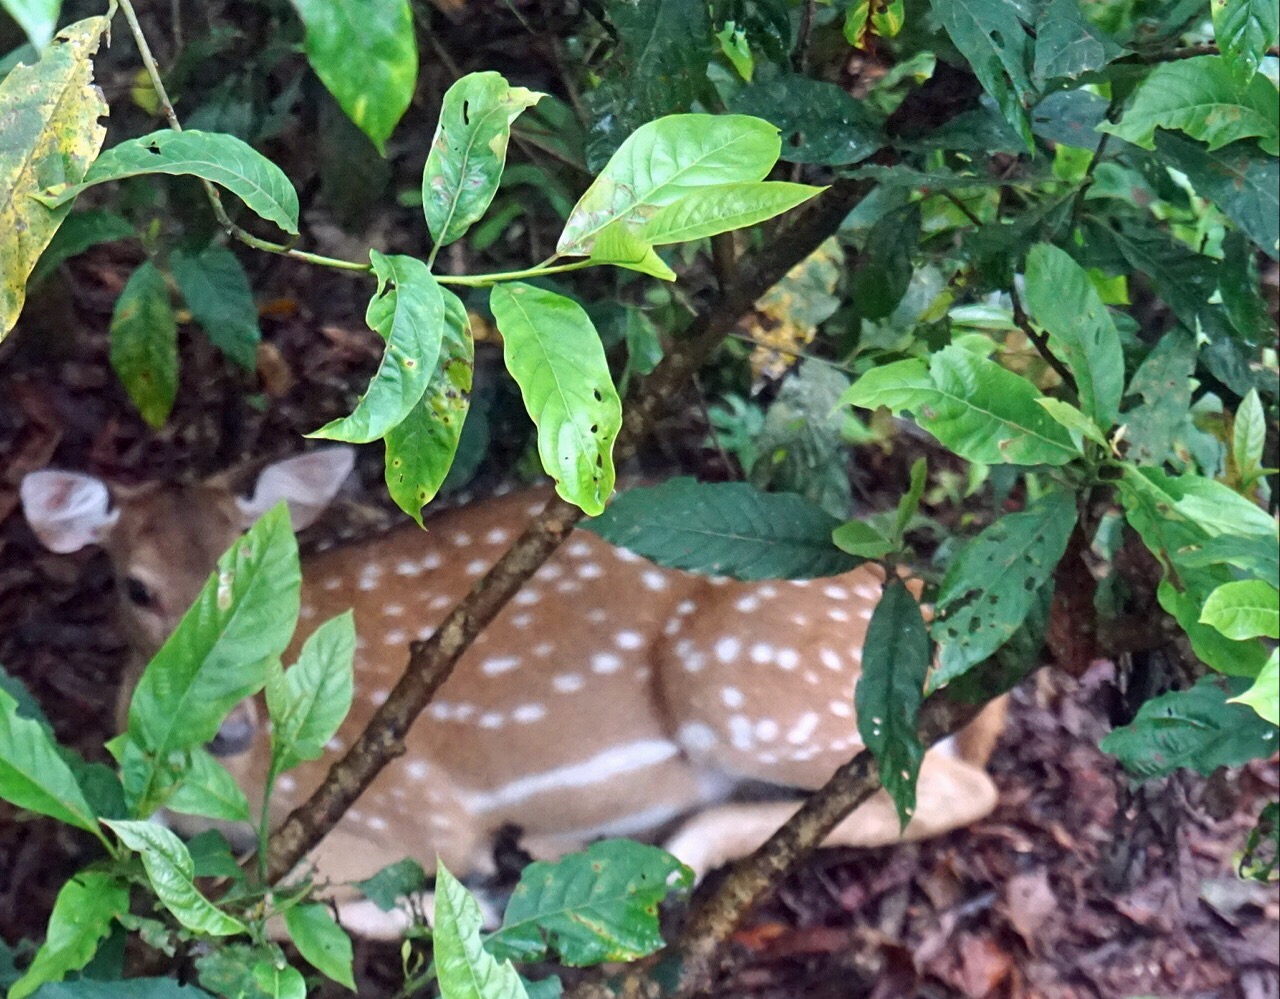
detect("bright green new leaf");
top-left (588, 222), bottom-right (677, 281)
top-left (1024, 243), bottom-right (1124, 428)
top-left (283, 903), bottom-right (356, 990)
top-left (110, 261), bottom-right (177, 429)
top-left (1231, 649), bottom-right (1280, 726)
top-left (105, 820), bottom-right (248, 936)
top-left (165, 747), bottom-right (252, 824)
top-left (267, 611), bottom-right (356, 774)
top-left (7, 869), bottom-right (129, 999)
top-left (1233, 389), bottom-right (1266, 483)
top-left (311, 251), bottom-right (444, 444)
top-left (2, 0), bottom-right (61, 48)
top-left (423, 72), bottom-right (543, 249)
top-left (1036, 398), bottom-right (1108, 448)
top-left (1161, 578), bottom-right (1264, 678)
top-left (857, 579), bottom-right (929, 829)
top-left (893, 457), bottom-right (929, 540)
top-left (435, 864), bottom-right (529, 999)
top-left (170, 245), bottom-right (262, 371)
top-left (489, 283), bottom-right (621, 516)
top-left (1201, 580), bottom-right (1280, 640)
top-left (932, 491), bottom-right (1078, 685)
top-left (0, 16), bottom-right (108, 339)
top-left (253, 962), bottom-right (306, 999)
top-left (1100, 56), bottom-right (1280, 156)
top-left (842, 347), bottom-right (1080, 466)
top-left (832, 519), bottom-right (895, 559)
top-left (715, 21), bottom-right (754, 80)
top-left (384, 287), bottom-right (473, 523)
top-left (1212, 0), bottom-right (1279, 80)
top-left (43, 130), bottom-right (300, 233)
top-left (1178, 535), bottom-right (1279, 588)
top-left (558, 114), bottom-right (781, 256)
top-left (0, 689), bottom-right (100, 837)
top-left (288, 0), bottom-right (416, 154)
top-left (586, 478), bottom-right (862, 580)
top-left (486, 840), bottom-right (692, 966)
top-left (632, 182), bottom-right (824, 245)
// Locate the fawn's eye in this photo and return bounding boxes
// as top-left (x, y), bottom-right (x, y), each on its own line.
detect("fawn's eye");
top-left (124, 576), bottom-right (155, 608)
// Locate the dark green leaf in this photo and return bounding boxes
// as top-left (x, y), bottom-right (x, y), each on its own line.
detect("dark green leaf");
top-left (109, 261), bottom-right (178, 430)
top-left (1212, 0), bottom-right (1279, 80)
top-left (1033, 0), bottom-right (1125, 83)
top-left (729, 75), bottom-right (883, 165)
top-left (355, 857), bottom-right (429, 911)
top-left (29, 209), bottom-right (134, 287)
top-left (1121, 327), bottom-right (1196, 467)
top-left (29, 981), bottom-right (215, 998)
top-left (283, 904), bottom-right (355, 990)
top-left (852, 204), bottom-right (919, 320)
top-left (623, 308), bottom-right (663, 377)
top-left (1220, 234), bottom-right (1275, 339)
top-left (586, 478), bottom-right (862, 580)
top-left (1030, 88), bottom-right (1108, 150)
top-left (170, 244), bottom-right (261, 370)
top-left (1239, 801), bottom-right (1279, 881)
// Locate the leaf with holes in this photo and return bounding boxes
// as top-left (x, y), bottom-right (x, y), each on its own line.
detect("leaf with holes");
top-left (729, 75), bottom-right (884, 165)
top-left (586, 478), bottom-right (862, 580)
top-left (165, 747), bottom-right (251, 824)
top-left (288, 0), bottom-right (416, 154)
top-left (1212, 0), bottom-right (1279, 80)
top-left (43, 130), bottom-right (300, 233)
top-left (486, 839), bottom-right (692, 966)
top-left (283, 903), bottom-right (355, 990)
top-left (1032, 0), bottom-right (1125, 84)
top-left (7, 869), bottom-right (130, 999)
top-left (266, 611), bottom-right (356, 774)
top-left (105, 820), bottom-right (247, 936)
top-left (311, 252), bottom-right (444, 444)
top-left (423, 72), bottom-right (543, 249)
top-left (0, 689), bottom-right (101, 838)
top-left (0, 16), bottom-right (109, 340)
top-left (559, 115), bottom-right (780, 256)
top-left (1201, 580), bottom-right (1280, 641)
top-left (170, 245), bottom-right (261, 371)
top-left (384, 287), bottom-right (473, 523)
top-left (110, 261), bottom-right (177, 430)
top-left (490, 283), bottom-right (621, 516)
top-left (1100, 676), bottom-right (1279, 779)
top-left (1024, 243), bottom-right (1124, 428)
top-left (842, 347), bottom-right (1080, 467)
top-left (1100, 56), bottom-right (1280, 156)
top-left (1231, 649), bottom-right (1280, 726)
top-left (435, 864), bottom-right (529, 999)
top-left (124, 505), bottom-right (300, 815)
top-left (931, 491), bottom-right (1077, 687)
top-left (857, 579), bottom-right (930, 829)
top-left (1119, 328), bottom-right (1197, 467)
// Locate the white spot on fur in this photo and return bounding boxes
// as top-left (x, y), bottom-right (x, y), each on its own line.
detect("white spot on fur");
top-left (485, 527), bottom-right (509, 544)
top-left (715, 637), bottom-right (741, 663)
top-left (678, 722), bottom-right (717, 752)
top-left (776, 648), bottom-right (800, 670)
top-left (721, 687), bottom-right (745, 708)
top-left (615, 630), bottom-right (643, 650)
top-left (482, 656), bottom-right (521, 676)
top-left (642, 571), bottom-right (668, 591)
top-left (592, 652), bottom-right (622, 674)
top-left (514, 588), bottom-right (540, 606)
top-left (396, 560), bottom-right (420, 577)
top-left (787, 712), bottom-right (820, 744)
top-left (553, 673), bottom-right (585, 693)
top-left (512, 703), bottom-right (546, 724)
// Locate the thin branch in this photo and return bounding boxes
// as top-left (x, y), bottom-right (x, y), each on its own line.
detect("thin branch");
top-left (940, 189), bottom-right (984, 228)
top-left (262, 180), bottom-right (870, 883)
top-left (1012, 294), bottom-right (1079, 399)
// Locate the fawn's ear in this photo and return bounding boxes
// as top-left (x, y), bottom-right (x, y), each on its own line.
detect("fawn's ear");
top-left (236, 447), bottom-right (355, 531)
top-left (20, 470), bottom-right (119, 554)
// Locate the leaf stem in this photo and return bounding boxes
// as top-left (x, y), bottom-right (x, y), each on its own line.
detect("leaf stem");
top-left (436, 258), bottom-right (595, 286)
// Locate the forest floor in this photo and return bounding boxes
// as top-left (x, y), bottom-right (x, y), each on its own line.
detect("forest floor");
top-left (1, 244), bottom-right (1277, 998)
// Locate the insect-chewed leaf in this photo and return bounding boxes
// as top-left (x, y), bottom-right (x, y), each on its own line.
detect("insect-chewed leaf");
top-left (486, 840), bottom-right (692, 966)
top-left (434, 865), bottom-right (529, 999)
top-left (266, 611), bottom-right (356, 773)
top-left (287, 0), bottom-right (416, 154)
top-left (0, 689), bottom-right (100, 836)
top-left (423, 72), bottom-right (543, 248)
top-left (489, 283), bottom-right (621, 516)
top-left (931, 491), bottom-right (1078, 686)
top-left (586, 478), bottom-right (862, 580)
top-left (1100, 676), bottom-right (1279, 779)
top-left (558, 114), bottom-right (781, 256)
top-left (170, 245), bottom-right (262, 370)
top-left (311, 251), bottom-right (444, 444)
top-left (7, 869), bottom-right (130, 999)
top-left (0, 16), bottom-right (109, 340)
top-left (1120, 327), bottom-right (1197, 467)
top-left (384, 287), bottom-right (474, 523)
top-left (43, 130), bottom-right (300, 233)
top-left (283, 903), bottom-right (355, 990)
top-left (1032, 0), bottom-right (1125, 84)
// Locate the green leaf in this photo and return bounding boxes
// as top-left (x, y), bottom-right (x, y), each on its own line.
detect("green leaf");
top-left (1036, 397), bottom-right (1107, 447)
top-left (729, 75), bottom-right (884, 165)
top-left (125, 505), bottom-right (300, 814)
top-left (928, 0), bottom-right (1034, 147)
top-left (1201, 580), bottom-right (1280, 640)
top-left (170, 245), bottom-right (261, 370)
top-left (1120, 327), bottom-right (1197, 467)
top-left (2, 0), bottom-right (61, 48)
top-left (253, 960), bottom-right (306, 999)
top-left (267, 611), bottom-right (356, 774)
top-left (585, 478), bottom-right (862, 580)
top-left (893, 457), bottom-right (929, 540)
top-left (1024, 243), bottom-right (1124, 427)
top-left (832, 519), bottom-right (895, 559)
top-left (1100, 676), bottom-right (1279, 779)
top-left (1100, 56), bottom-right (1280, 156)
top-left (8, 870), bottom-right (129, 999)
top-left (29, 208), bottom-right (134, 288)
top-left (631, 181), bottom-right (824, 245)
top-left (355, 857), bottom-right (429, 911)
top-left (383, 287), bottom-right (473, 522)
top-left (489, 283), bottom-right (621, 516)
top-left (15, 981), bottom-right (215, 998)
top-left (715, 21), bottom-right (754, 81)
top-left (0, 16), bottom-right (109, 340)
top-left (0, 687), bottom-right (100, 835)
top-left (109, 261), bottom-right (178, 429)
top-left (931, 491), bottom-right (1078, 686)
top-left (423, 72), bottom-right (543, 249)
top-left (842, 346), bottom-right (1080, 466)
top-left (1233, 389), bottom-right (1266, 482)
top-left (586, 222), bottom-right (677, 281)
top-left (282, 903), bottom-right (355, 990)
top-left (851, 204), bottom-right (919, 321)
top-left (310, 251), bottom-right (444, 444)
top-left (1231, 649), bottom-right (1280, 725)
top-left (435, 864), bottom-right (529, 999)
top-left (486, 840), bottom-right (691, 966)
top-left (1033, 0), bottom-right (1125, 83)
top-left (165, 747), bottom-right (252, 823)
top-left (558, 114), bottom-right (781, 256)
top-left (856, 579), bottom-right (929, 829)
top-left (288, 0), bottom-right (416, 154)
top-left (104, 820), bottom-right (248, 936)
top-left (44, 130), bottom-right (300, 234)
top-left (1239, 800), bottom-right (1279, 881)
top-left (1220, 232), bottom-right (1275, 339)
top-left (1177, 535), bottom-right (1279, 587)
top-left (623, 308), bottom-right (663, 377)
top-left (1212, 0), bottom-right (1279, 80)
